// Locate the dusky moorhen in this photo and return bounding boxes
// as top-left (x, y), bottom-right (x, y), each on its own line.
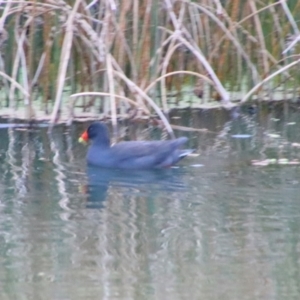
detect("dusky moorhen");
top-left (79, 122), bottom-right (194, 169)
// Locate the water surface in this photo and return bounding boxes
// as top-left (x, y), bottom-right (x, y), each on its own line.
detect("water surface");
top-left (0, 106), bottom-right (300, 299)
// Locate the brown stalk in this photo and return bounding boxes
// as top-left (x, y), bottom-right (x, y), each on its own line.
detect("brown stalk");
top-left (116, 0), bottom-right (131, 69)
top-left (41, 16), bottom-right (55, 113)
top-left (132, 0), bottom-right (139, 59)
top-left (138, 0), bottom-right (152, 88)
top-left (50, 0), bottom-right (82, 125)
top-left (241, 58), bottom-right (300, 103)
top-left (249, 0), bottom-right (269, 76)
top-left (69, 91), bottom-right (150, 124)
top-left (111, 56), bottom-right (175, 138)
top-left (187, 1), bottom-right (260, 84)
top-left (145, 71), bottom-right (214, 94)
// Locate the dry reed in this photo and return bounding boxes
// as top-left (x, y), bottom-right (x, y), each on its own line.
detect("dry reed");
top-left (0, 0), bottom-right (298, 130)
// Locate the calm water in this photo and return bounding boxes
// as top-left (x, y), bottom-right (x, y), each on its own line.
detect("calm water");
top-left (0, 106), bottom-right (300, 300)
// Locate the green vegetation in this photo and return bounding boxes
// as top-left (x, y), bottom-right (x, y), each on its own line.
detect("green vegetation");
top-left (0, 0), bottom-right (299, 128)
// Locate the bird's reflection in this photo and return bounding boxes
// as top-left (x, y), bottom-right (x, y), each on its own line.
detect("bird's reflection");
top-left (85, 166), bottom-right (187, 209)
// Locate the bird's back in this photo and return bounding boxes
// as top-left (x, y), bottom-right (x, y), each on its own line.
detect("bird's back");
top-left (87, 137), bottom-right (189, 169)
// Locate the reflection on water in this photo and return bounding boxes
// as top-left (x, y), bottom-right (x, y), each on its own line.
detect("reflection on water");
top-left (0, 107), bottom-right (299, 299)
top-left (86, 166), bottom-right (187, 209)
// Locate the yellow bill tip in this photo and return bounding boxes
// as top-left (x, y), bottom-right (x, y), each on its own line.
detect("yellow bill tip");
top-left (78, 137), bottom-right (87, 144)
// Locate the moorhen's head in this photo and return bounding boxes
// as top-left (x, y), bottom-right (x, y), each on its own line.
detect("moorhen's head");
top-left (79, 122), bottom-right (110, 147)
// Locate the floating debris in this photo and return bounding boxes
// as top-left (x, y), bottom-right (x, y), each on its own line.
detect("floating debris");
top-left (286, 122), bottom-right (296, 125)
top-left (231, 134), bottom-right (252, 139)
top-left (266, 133), bottom-right (280, 138)
top-left (38, 157), bottom-right (49, 161)
top-left (0, 123), bottom-right (27, 128)
top-left (0, 123), bottom-right (50, 129)
top-left (191, 164), bottom-right (204, 168)
top-left (251, 158), bottom-right (300, 166)
top-left (187, 153), bottom-right (200, 157)
top-left (15, 128), bottom-right (29, 131)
